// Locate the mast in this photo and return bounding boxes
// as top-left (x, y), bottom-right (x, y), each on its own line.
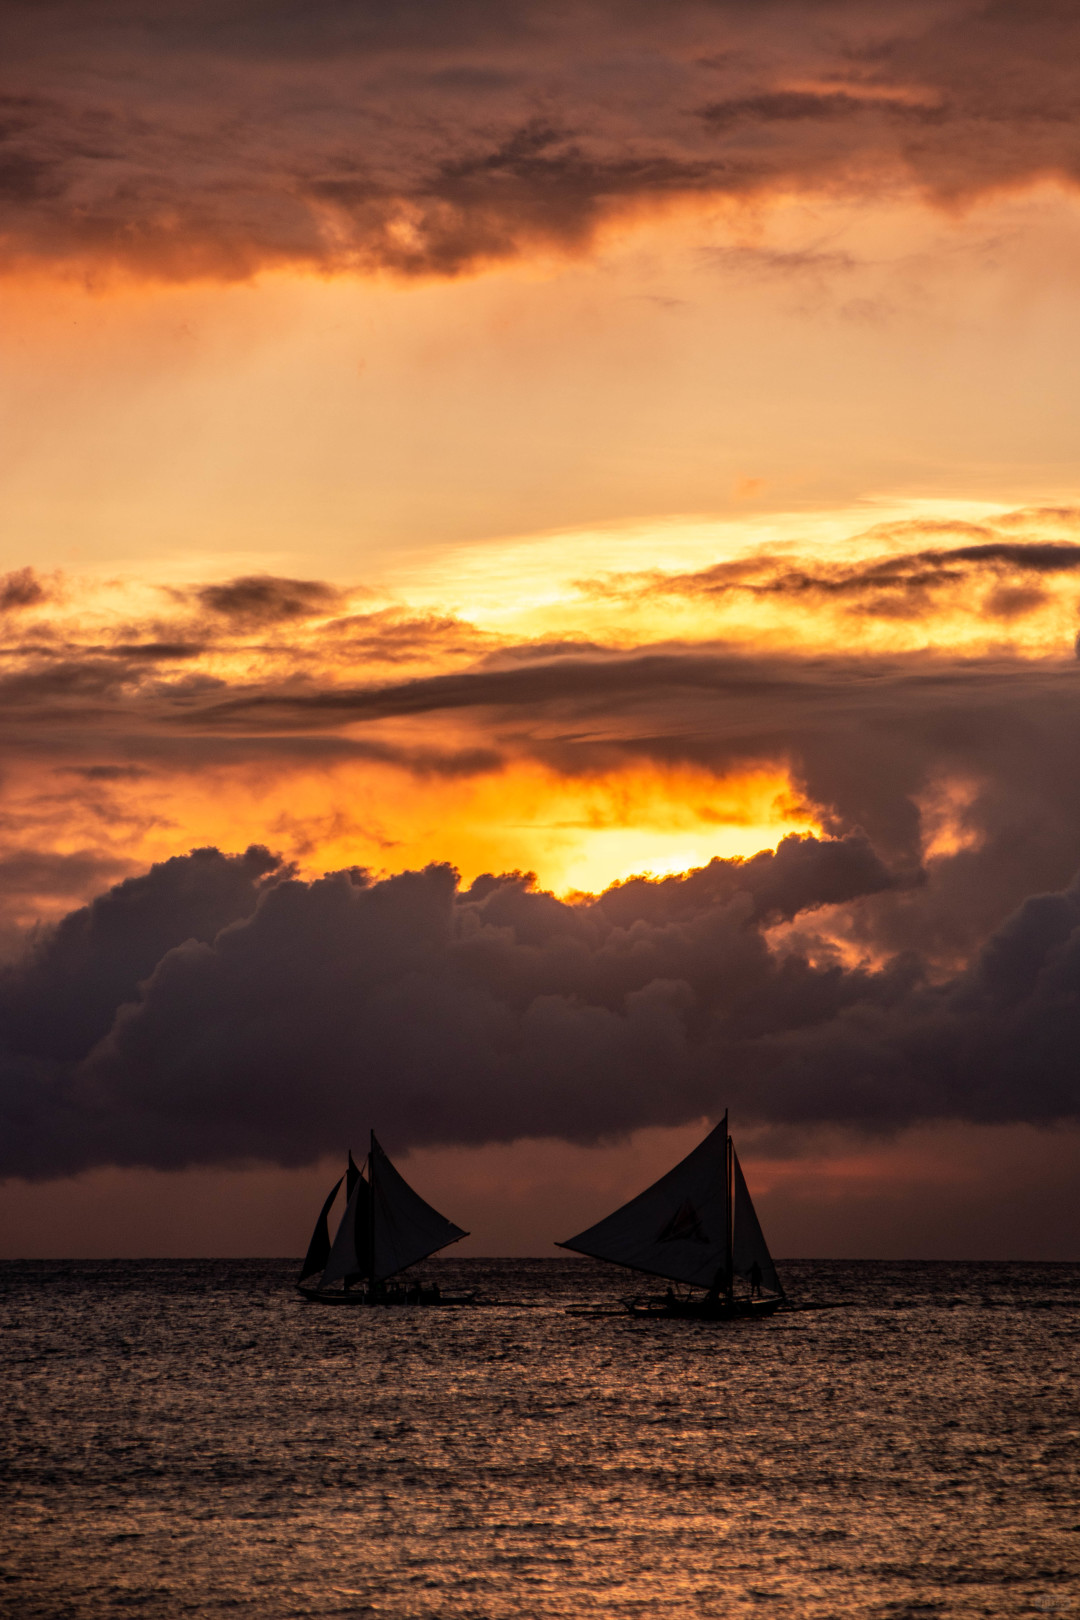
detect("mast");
top-left (366, 1129), bottom-right (376, 1284)
top-left (724, 1110), bottom-right (733, 1302)
top-left (317, 1156), bottom-right (370, 1290)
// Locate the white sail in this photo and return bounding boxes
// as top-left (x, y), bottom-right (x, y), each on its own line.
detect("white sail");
top-left (558, 1118), bottom-right (731, 1289)
top-left (732, 1147), bottom-right (782, 1297)
top-left (319, 1170), bottom-right (370, 1287)
top-left (369, 1134), bottom-right (468, 1282)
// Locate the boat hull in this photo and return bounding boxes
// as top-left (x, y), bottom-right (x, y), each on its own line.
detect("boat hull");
top-left (627, 1294), bottom-right (783, 1321)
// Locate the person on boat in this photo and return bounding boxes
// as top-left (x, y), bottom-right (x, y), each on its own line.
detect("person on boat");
top-left (704, 1265), bottom-right (729, 1303)
top-left (665, 1285), bottom-right (677, 1309)
top-left (749, 1260), bottom-right (763, 1298)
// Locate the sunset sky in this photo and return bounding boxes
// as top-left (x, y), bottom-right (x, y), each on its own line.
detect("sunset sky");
top-left (3, 0), bottom-right (1080, 1259)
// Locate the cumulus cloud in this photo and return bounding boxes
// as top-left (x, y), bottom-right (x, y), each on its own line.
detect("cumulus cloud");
top-left (3, 1), bottom-right (1080, 280)
top-left (2, 832), bottom-right (1079, 1181)
top-left (0, 844), bottom-right (281, 1064)
top-left (1, 538), bottom-right (1080, 1020)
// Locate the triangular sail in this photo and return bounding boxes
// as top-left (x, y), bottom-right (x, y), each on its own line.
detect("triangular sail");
top-left (369, 1134), bottom-right (468, 1282)
top-left (557, 1118), bottom-right (731, 1289)
top-left (319, 1169), bottom-right (372, 1288)
top-left (298, 1174), bottom-right (343, 1284)
top-left (732, 1147), bottom-right (783, 1298)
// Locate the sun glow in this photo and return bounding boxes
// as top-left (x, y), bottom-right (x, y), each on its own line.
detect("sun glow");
top-left (0, 751), bottom-right (821, 928)
top-left (172, 757), bottom-right (821, 897)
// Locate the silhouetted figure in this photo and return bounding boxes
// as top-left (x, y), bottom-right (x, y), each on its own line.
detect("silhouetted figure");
top-left (749, 1260), bottom-right (763, 1298)
top-left (705, 1265), bottom-right (728, 1302)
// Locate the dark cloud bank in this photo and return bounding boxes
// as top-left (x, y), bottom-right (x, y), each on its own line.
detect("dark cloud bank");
top-left (5, 533), bottom-right (1080, 1177)
top-left (4, 1), bottom-right (1080, 279)
top-left (3, 833), bottom-right (1079, 1181)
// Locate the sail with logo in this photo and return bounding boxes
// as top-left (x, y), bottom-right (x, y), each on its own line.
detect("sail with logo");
top-left (297, 1132), bottom-right (472, 1306)
top-left (558, 1113), bottom-right (785, 1318)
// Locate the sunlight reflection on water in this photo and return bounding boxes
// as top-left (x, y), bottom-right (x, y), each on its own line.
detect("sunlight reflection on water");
top-left (2, 1258), bottom-right (1078, 1618)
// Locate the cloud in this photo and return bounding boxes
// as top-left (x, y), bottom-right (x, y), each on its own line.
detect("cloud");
top-left (2, 831), bottom-right (1079, 1181)
top-left (4, 1), bottom-right (1080, 281)
top-left (1, 541), bottom-right (1080, 1013)
top-left (105, 642), bottom-right (202, 661)
top-left (0, 546), bottom-right (1074, 869)
top-left (0, 531), bottom-right (1079, 1176)
top-left (580, 516), bottom-right (1080, 618)
top-left (0, 848), bottom-right (131, 904)
top-left (322, 608), bottom-right (492, 666)
top-left (0, 573), bottom-right (489, 760)
top-left (194, 575), bottom-right (346, 625)
top-left (58, 765), bottom-right (153, 782)
top-left (0, 844), bottom-right (282, 1065)
top-left (0, 567), bottom-right (50, 613)
top-left (0, 570), bottom-right (483, 686)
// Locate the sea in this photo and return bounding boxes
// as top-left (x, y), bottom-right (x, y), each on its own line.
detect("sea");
top-left (2, 1258), bottom-right (1078, 1619)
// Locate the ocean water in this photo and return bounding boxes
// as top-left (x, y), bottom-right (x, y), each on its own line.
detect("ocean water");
top-left (2, 1258), bottom-right (1078, 1619)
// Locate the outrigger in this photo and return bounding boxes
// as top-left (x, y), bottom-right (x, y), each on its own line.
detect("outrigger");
top-left (297, 1132), bottom-right (473, 1306)
top-left (558, 1112), bottom-right (786, 1320)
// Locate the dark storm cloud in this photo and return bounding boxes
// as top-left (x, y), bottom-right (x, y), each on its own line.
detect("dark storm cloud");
top-left (2, 550), bottom-right (1080, 1174)
top-left (0, 844), bottom-right (282, 1065)
top-left (2, 833), bottom-right (1079, 1180)
top-left (3, 1), bottom-right (1080, 280)
top-left (179, 641), bottom-right (1080, 978)
top-left (169, 642), bottom-right (1080, 877)
top-left (131, 622), bottom-right (1080, 986)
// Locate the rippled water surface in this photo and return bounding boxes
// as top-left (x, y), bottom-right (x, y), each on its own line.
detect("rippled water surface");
top-left (3, 1258), bottom-right (1079, 1618)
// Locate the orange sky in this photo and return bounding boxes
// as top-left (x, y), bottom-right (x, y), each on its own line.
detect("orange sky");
top-left (3, 0), bottom-right (1080, 1257)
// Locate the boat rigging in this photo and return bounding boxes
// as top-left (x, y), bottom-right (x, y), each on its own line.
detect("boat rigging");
top-left (558, 1112), bottom-right (786, 1319)
top-left (297, 1132), bottom-right (471, 1306)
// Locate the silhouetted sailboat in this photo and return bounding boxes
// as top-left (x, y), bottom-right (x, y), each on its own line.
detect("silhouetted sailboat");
top-left (297, 1133), bottom-right (471, 1306)
top-left (558, 1113), bottom-right (786, 1319)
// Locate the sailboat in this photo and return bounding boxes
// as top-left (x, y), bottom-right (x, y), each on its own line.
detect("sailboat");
top-left (297, 1133), bottom-right (471, 1306)
top-left (558, 1113), bottom-right (786, 1319)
